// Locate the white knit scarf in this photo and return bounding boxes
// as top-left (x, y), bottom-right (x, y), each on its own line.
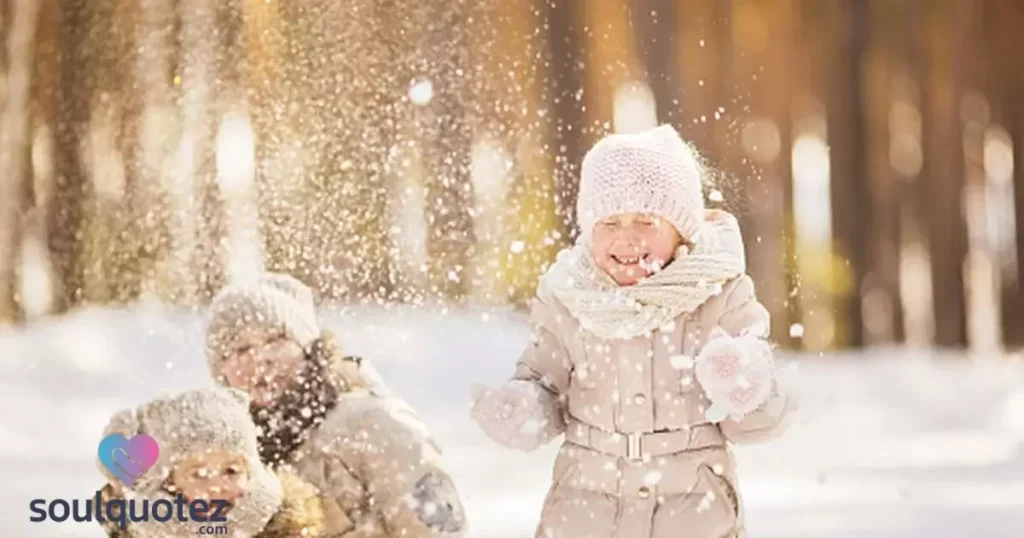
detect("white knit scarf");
top-left (539, 213), bottom-right (747, 339)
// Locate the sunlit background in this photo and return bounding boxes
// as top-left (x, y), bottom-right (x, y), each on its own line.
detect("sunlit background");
top-left (0, 0), bottom-right (1021, 352)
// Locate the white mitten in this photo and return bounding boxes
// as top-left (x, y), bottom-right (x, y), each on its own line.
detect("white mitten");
top-left (695, 328), bottom-right (775, 423)
top-left (470, 380), bottom-right (558, 452)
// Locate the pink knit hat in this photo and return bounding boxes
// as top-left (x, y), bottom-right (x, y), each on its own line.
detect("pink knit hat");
top-left (576, 124), bottom-right (705, 242)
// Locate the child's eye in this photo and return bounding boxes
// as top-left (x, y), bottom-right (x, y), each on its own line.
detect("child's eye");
top-left (598, 220), bottom-right (619, 228)
top-left (225, 465), bottom-right (242, 476)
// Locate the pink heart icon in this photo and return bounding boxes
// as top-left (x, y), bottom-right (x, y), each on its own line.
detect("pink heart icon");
top-left (98, 433), bottom-right (160, 487)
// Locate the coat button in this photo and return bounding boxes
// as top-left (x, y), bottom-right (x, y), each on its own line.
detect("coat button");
top-left (638, 486), bottom-right (651, 498)
top-left (633, 393), bottom-right (647, 405)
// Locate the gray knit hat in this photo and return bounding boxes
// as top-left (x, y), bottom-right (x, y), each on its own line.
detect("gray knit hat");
top-left (256, 272), bottom-right (316, 312)
top-left (99, 388), bottom-right (259, 491)
top-left (205, 273), bottom-right (320, 369)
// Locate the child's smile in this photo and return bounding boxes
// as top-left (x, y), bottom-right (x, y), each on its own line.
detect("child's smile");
top-left (609, 253), bottom-right (645, 265)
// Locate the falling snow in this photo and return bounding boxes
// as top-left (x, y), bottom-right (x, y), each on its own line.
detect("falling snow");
top-left (669, 354), bottom-right (695, 370)
top-left (2, 3), bottom-right (1022, 537)
top-left (642, 470), bottom-right (663, 487)
top-left (409, 77), bottom-right (435, 106)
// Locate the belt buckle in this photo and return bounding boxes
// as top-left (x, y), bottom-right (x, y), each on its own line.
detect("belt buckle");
top-left (626, 432), bottom-right (643, 460)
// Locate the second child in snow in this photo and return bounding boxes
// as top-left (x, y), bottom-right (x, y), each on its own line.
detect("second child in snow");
top-left (471, 125), bottom-right (796, 537)
top-left (205, 273), bottom-right (466, 537)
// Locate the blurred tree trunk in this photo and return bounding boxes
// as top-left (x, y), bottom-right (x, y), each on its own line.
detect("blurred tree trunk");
top-left (0, 0), bottom-right (42, 322)
top-left (411, 0), bottom-right (476, 301)
top-left (48, 0), bottom-right (94, 312)
top-left (341, 0), bottom-right (398, 302)
top-left (245, 0), bottom-right (298, 293)
top-left (21, 0), bottom-right (59, 320)
top-left (955, 0), bottom-right (998, 352)
top-left (277, 0), bottom-right (396, 303)
top-left (1013, 86), bottom-right (1024, 347)
top-left (179, 0), bottom-right (223, 302)
top-left (724, 0), bottom-right (794, 347)
top-left (92, 0), bottom-right (139, 305)
top-left (272, 1), bottom-right (324, 296)
top-left (632, 0), bottom-right (680, 128)
top-left (990, 0), bottom-right (1024, 347)
top-left (466, 0), bottom-right (560, 305)
top-left (676, 0), bottom-right (730, 166)
top-left (920, 0), bottom-right (969, 347)
top-left (858, 0), bottom-right (908, 345)
top-left (582, 0), bottom-right (640, 139)
top-left (892, 0), bottom-right (934, 346)
top-left (124, 0), bottom-right (181, 303)
top-left (632, 0), bottom-right (679, 126)
top-left (207, 0), bottom-right (254, 288)
top-left (52, 0), bottom-right (134, 307)
top-left (788, 1), bottom-right (830, 350)
top-left (541, 0), bottom-right (587, 241)
top-left (0, 4), bottom-right (14, 322)
top-left (826, 0), bottom-right (870, 348)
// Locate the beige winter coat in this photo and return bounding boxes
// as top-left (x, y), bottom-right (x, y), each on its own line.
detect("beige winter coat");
top-left (290, 374), bottom-right (467, 537)
top-left (517, 274), bottom-right (795, 538)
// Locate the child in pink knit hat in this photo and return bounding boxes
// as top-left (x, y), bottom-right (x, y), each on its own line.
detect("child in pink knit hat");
top-left (470, 125), bottom-right (795, 538)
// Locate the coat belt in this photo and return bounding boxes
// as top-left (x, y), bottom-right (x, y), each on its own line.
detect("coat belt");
top-left (564, 419), bottom-right (726, 460)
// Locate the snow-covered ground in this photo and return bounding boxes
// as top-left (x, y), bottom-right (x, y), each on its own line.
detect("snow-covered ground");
top-left (2, 302), bottom-right (1024, 537)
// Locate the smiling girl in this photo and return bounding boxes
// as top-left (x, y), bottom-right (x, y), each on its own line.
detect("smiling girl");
top-left (470, 125), bottom-right (796, 538)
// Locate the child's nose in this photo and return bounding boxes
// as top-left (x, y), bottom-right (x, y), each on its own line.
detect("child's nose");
top-left (617, 232), bottom-right (641, 248)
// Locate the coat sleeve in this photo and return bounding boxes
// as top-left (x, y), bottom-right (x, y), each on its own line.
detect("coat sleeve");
top-left (715, 275), bottom-right (797, 444)
top-left (508, 294), bottom-right (572, 442)
top-left (328, 398), bottom-right (468, 538)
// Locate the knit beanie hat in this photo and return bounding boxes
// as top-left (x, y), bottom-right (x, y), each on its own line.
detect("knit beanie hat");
top-left (98, 388), bottom-right (284, 536)
top-left (256, 272), bottom-right (316, 312)
top-left (205, 273), bottom-right (320, 369)
top-left (576, 124), bottom-right (706, 243)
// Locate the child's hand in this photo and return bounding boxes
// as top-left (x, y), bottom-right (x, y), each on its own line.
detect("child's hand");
top-left (695, 328), bottom-right (775, 422)
top-left (470, 381), bottom-right (549, 451)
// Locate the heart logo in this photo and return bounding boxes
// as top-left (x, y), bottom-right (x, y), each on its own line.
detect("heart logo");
top-left (98, 433), bottom-right (160, 487)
